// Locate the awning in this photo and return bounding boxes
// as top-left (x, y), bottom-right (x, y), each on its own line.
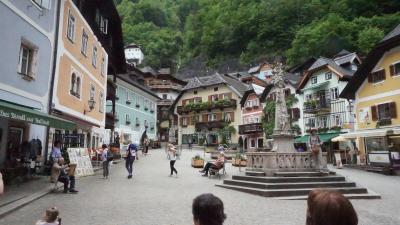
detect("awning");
top-left (295, 132), bottom-right (340, 143)
top-left (341, 129), bottom-right (388, 138)
top-left (0, 100), bottom-right (75, 130)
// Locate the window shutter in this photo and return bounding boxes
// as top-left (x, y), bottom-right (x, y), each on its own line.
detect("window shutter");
top-left (216, 113), bottom-right (222, 121)
top-left (367, 73), bottom-right (373, 83)
top-left (371, 105), bottom-right (378, 121)
top-left (381, 69), bottom-right (386, 80)
top-left (229, 112), bottom-right (234, 122)
top-left (390, 65), bottom-right (395, 76)
top-left (202, 114), bottom-right (208, 122)
top-left (390, 102), bottom-right (397, 118)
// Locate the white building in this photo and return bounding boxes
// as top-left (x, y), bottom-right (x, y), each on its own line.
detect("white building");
top-left (124, 43), bottom-right (144, 67)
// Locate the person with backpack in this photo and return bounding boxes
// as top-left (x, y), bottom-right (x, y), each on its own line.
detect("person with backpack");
top-left (308, 129), bottom-right (323, 172)
top-left (101, 144), bottom-right (110, 179)
top-left (125, 143), bottom-right (137, 179)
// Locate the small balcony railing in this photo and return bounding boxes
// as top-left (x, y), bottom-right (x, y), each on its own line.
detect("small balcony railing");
top-left (177, 99), bottom-right (237, 114)
top-left (303, 100), bottom-right (331, 114)
top-left (239, 123), bottom-right (263, 135)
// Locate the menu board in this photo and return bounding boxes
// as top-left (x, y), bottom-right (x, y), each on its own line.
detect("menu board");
top-left (67, 148), bottom-right (94, 177)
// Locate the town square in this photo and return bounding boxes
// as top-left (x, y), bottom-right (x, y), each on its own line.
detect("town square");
top-left (0, 0), bottom-right (400, 225)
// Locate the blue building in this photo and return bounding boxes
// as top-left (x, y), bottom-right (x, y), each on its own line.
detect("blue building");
top-left (0, 0), bottom-right (74, 179)
top-left (107, 70), bottom-right (160, 148)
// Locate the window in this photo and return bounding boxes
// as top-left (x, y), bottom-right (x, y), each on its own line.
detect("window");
top-left (136, 95), bottom-right (140, 106)
top-left (223, 93), bottom-right (230, 100)
top-left (90, 84), bottom-right (95, 100)
top-left (162, 94), bottom-right (167, 99)
top-left (258, 139), bottom-right (264, 148)
top-left (325, 72), bottom-right (332, 80)
top-left (368, 69), bottom-right (386, 83)
top-left (32, 0), bottom-right (51, 9)
top-left (390, 63), bottom-right (400, 76)
top-left (92, 47), bottom-right (97, 67)
top-left (208, 114), bottom-right (217, 121)
top-left (70, 73), bottom-right (76, 95)
top-left (100, 16), bottom-right (108, 34)
top-left (332, 114), bottom-right (342, 126)
top-left (135, 118), bottom-right (140, 126)
top-left (224, 112), bottom-right (231, 122)
top-left (76, 77), bottom-right (81, 97)
top-left (330, 87), bottom-right (339, 100)
top-left (18, 40), bottom-right (38, 79)
top-left (67, 10), bottom-right (75, 42)
top-left (311, 76), bottom-right (317, 84)
top-left (211, 95), bottom-right (218, 101)
top-left (99, 92), bottom-right (104, 113)
top-left (81, 30), bottom-right (88, 55)
top-left (377, 103), bottom-right (393, 120)
top-left (101, 57), bottom-right (106, 76)
top-left (126, 91), bottom-right (131, 103)
top-left (194, 90), bottom-right (197, 94)
top-left (253, 99), bottom-right (259, 106)
top-left (307, 118), bottom-right (316, 128)
top-left (246, 100), bottom-right (252, 108)
top-left (214, 87), bottom-right (218, 91)
top-left (306, 94), bottom-right (312, 101)
top-left (144, 120), bottom-right (148, 127)
top-left (126, 114), bottom-right (130, 123)
top-left (284, 89), bottom-right (291, 98)
top-left (194, 97), bottom-right (202, 103)
top-left (318, 116), bottom-right (328, 128)
top-left (182, 117), bottom-right (188, 126)
top-left (250, 139), bottom-right (256, 148)
top-left (69, 72), bottom-right (80, 98)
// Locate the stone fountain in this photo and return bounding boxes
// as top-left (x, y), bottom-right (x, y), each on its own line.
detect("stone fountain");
top-left (245, 63), bottom-right (327, 175)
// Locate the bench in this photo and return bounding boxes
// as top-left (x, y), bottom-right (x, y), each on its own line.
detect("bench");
top-left (208, 161), bottom-right (226, 179)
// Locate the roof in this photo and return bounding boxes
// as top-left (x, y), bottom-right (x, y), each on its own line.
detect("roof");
top-left (116, 73), bottom-right (161, 100)
top-left (334, 52), bottom-right (358, 66)
top-left (125, 43), bottom-right (140, 49)
top-left (381, 24), bottom-right (400, 42)
top-left (340, 24), bottom-right (400, 99)
top-left (297, 55), bottom-right (357, 90)
top-left (287, 57), bottom-right (317, 76)
top-left (240, 84), bottom-right (265, 107)
top-left (140, 66), bottom-right (157, 76)
top-left (248, 65), bottom-right (261, 74)
top-left (334, 49), bottom-right (351, 58)
top-left (158, 68), bottom-right (171, 75)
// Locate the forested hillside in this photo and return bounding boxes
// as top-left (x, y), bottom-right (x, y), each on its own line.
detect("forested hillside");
top-left (115, 0), bottom-right (400, 76)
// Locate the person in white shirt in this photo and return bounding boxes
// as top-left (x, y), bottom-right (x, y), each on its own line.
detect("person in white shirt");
top-left (167, 142), bottom-right (178, 177)
top-left (101, 144), bottom-right (110, 179)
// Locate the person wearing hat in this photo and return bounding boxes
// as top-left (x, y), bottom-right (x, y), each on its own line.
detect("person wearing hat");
top-left (308, 128), bottom-right (323, 172)
top-left (199, 152), bottom-right (225, 176)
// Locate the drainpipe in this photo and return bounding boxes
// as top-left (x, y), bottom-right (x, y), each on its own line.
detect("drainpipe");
top-left (44, 0), bottom-right (61, 164)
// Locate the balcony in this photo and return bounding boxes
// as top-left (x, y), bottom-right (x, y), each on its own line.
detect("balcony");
top-left (177, 99), bottom-right (237, 114)
top-left (303, 100), bottom-right (331, 114)
top-left (239, 123), bottom-right (263, 135)
top-left (195, 121), bottom-right (225, 130)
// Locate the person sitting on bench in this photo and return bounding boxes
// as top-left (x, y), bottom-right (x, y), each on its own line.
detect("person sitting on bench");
top-left (199, 152), bottom-right (225, 176)
top-left (51, 158), bottom-right (78, 193)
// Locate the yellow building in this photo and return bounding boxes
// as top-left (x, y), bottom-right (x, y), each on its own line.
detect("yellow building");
top-left (341, 24), bottom-right (400, 170)
top-left (50, 0), bottom-right (108, 149)
top-left (172, 74), bottom-right (248, 146)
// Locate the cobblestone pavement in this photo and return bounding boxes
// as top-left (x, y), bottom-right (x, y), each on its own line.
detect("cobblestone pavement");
top-left (1, 148), bottom-right (399, 225)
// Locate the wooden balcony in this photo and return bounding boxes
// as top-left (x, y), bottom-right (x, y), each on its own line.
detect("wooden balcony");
top-left (303, 100), bottom-right (331, 114)
top-left (195, 121), bottom-right (225, 130)
top-left (177, 99), bottom-right (237, 114)
top-left (239, 123), bottom-right (263, 135)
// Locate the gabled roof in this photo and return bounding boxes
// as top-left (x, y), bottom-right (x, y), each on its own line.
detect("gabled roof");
top-left (341, 24), bottom-right (400, 99)
top-left (334, 49), bottom-right (351, 58)
top-left (248, 65), bottom-right (261, 74)
top-left (297, 54), bottom-right (357, 90)
top-left (240, 84), bottom-right (265, 107)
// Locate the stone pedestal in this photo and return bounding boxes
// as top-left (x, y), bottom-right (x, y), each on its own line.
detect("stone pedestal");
top-left (271, 134), bottom-right (296, 153)
top-left (245, 152), bottom-right (328, 176)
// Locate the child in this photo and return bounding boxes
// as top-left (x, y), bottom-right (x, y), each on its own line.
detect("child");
top-left (36, 207), bottom-right (61, 225)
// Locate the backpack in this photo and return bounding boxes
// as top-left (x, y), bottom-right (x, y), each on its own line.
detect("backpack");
top-left (107, 150), bottom-right (114, 162)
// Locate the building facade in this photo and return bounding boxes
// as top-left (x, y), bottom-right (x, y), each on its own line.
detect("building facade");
top-left (107, 73), bottom-right (159, 148)
top-left (144, 68), bottom-right (187, 142)
top-left (173, 74), bottom-right (248, 146)
top-left (239, 84), bottom-right (265, 151)
top-left (50, 0), bottom-right (109, 150)
top-left (341, 25), bottom-right (400, 168)
top-left (125, 43), bottom-right (144, 67)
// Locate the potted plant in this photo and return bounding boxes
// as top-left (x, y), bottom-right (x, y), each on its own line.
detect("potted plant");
top-left (191, 154), bottom-right (204, 168)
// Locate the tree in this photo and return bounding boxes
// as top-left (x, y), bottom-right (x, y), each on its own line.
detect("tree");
top-left (357, 27), bottom-right (385, 54)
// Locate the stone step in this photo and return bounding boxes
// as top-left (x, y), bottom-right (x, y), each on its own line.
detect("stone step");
top-left (232, 175), bottom-right (346, 183)
top-left (223, 180), bottom-right (356, 189)
top-left (245, 171), bottom-right (266, 176)
top-left (215, 185), bottom-right (369, 198)
top-left (273, 171), bottom-right (335, 177)
top-left (272, 193), bottom-right (381, 200)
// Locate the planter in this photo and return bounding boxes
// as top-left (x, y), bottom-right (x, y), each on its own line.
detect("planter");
top-left (232, 158), bottom-right (247, 167)
top-left (191, 159), bottom-right (204, 168)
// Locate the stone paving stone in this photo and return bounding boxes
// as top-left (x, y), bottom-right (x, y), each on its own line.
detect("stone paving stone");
top-left (0, 148), bottom-right (399, 225)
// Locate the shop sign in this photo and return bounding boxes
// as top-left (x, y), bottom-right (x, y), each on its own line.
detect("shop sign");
top-left (0, 109), bottom-right (50, 126)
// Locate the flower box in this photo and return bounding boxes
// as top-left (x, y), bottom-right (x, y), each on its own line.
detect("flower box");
top-left (232, 158), bottom-right (247, 167)
top-left (191, 158), bottom-right (204, 168)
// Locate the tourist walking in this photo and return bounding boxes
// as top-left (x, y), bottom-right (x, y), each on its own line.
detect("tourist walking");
top-left (306, 190), bottom-right (358, 225)
top-left (101, 144), bottom-right (110, 179)
top-left (192, 193), bottom-right (226, 225)
top-left (36, 207), bottom-right (61, 225)
top-left (126, 143), bottom-right (137, 179)
top-left (188, 137), bottom-right (192, 150)
top-left (167, 142), bottom-right (178, 177)
top-left (144, 138), bottom-right (150, 155)
top-left (308, 129), bottom-right (323, 172)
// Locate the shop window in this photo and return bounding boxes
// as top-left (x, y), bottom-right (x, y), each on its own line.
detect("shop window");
top-left (365, 137), bottom-right (387, 152)
top-left (368, 69), bottom-right (386, 83)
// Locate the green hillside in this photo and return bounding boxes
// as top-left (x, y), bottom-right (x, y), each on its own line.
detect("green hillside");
top-left (115, 0), bottom-right (400, 71)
